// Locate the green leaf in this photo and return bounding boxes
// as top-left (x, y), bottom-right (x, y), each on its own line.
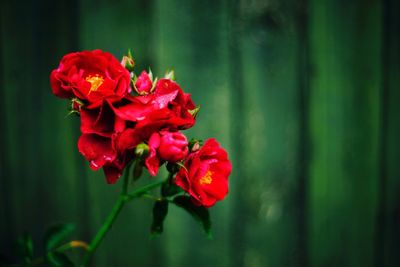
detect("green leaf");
top-left (173, 196), bottom-right (212, 237)
top-left (151, 200), bottom-right (169, 235)
top-left (44, 223), bottom-right (75, 252)
top-left (17, 232), bottom-right (33, 263)
top-left (46, 251), bottom-right (74, 267)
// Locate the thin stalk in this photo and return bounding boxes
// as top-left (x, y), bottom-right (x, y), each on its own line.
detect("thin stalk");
top-left (81, 164), bottom-right (132, 266)
top-left (126, 179), bottom-right (166, 201)
top-left (81, 164), bottom-right (167, 266)
top-left (81, 195), bottom-right (126, 266)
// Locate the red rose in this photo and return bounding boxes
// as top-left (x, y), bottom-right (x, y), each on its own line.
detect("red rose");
top-left (50, 49), bottom-right (131, 108)
top-left (112, 79), bottom-right (197, 152)
top-left (113, 79), bottom-right (195, 128)
top-left (134, 71), bottom-right (152, 95)
top-left (154, 79), bottom-right (196, 128)
top-left (144, 130), bottom-right (189, 176)
top-left (175, 138), bottom-right (232, 207)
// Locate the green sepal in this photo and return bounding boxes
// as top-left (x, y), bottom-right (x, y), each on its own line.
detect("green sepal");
top-left (151, 200), bottom-right (169, 235)
top-left (46, 251), bottom-right (74, 267)
top-left (188, 105), bottom-right (201, 119)
top-left (173, 196), bottom-right (212, 238)
top-left (148, 68), bottom-right (154, 81)
top-left (150, 77), bottom-right (158, 93)
top-left (164, 70), bottom-right (175, 81)
top-left (44, 223), bottom-right (75, 252)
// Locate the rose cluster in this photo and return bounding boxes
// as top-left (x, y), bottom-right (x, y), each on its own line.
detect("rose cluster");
top-left (50, 49), bottom-right (231, 207)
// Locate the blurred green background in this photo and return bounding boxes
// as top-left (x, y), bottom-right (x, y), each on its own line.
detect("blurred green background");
top-left (1, 0), bottom-right (399, 266)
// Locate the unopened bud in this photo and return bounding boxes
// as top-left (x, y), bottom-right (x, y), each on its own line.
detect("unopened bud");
top-left (134, 71), bottom-right (152, 95)
top-left (135, 143), bottom-right (149, 157)
top-left (71, 98), bottom-right (84, 113)
top-left (188, 138), bottom-right (202, 152)
top-left (121, 56), bottom-right (135, 72)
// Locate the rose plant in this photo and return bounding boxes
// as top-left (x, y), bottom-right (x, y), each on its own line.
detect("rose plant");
top-left (3, 49), bottom-right (232, 267)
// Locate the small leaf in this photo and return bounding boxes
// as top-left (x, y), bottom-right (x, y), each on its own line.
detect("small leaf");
top-left (17, 233), bottom-right (33, 263)
top-left (151, 200), bottom-right (169, 235)
top-left (46, 251), bottom-right (74, 267)
top-left (44, 223), bottom-right (75, 252)
top-left (173, 196), bottom-right (212, 237)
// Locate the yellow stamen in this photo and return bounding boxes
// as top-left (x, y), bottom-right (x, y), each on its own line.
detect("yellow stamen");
top-left (199, 171), bottom-right (213, 185)
top-left (85, 74), bottom-right (104, 94)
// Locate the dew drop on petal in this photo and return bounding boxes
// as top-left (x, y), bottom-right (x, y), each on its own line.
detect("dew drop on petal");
top-left (90, 160), bottom-right (99, 169)
top-left (103, 155), bottom-right (113, 161)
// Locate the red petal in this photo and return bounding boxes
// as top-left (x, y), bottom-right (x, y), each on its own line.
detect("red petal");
top-left (103, 164), bottom-right (123, 184)
top-left (145, 147), bottom-right (160, 176)
top-left (78, 134), bottom-right (117, 170)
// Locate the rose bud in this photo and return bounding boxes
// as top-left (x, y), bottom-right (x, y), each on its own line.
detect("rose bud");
top-left (135, 71), bottom-right (152, 95)
top-left (144, 131), bottom-right (189, 177)
top-left (158, 131), bottom-right (189, 162)
top-left (121, 55), bottom-right (135, 72)
top-left (175, 138), bottom-right (232, 207)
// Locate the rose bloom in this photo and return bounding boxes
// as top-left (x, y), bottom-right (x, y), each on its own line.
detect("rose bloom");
top-left (50, 49), bottom-right (131, 108)
top-left (144, 130), bottom-right (189, 176)
top-left (113, 79), bottom-right (196, 152)
top-left (175, 138), bottom-right (232, 207)
top-left (78, 100), bottom-right (129, 183)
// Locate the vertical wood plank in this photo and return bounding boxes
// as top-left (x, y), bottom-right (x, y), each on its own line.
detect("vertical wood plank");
top-left (228, 0), bottom-right (307, 266)
top-left (153, 1), bottom-right (231, 266)
top-left (308, 1), bottom-right (382, 266)
top-left (79, 1), bottom-right (156, 266)
top-left (0, 0), bottom-right (83, 260)
top-left (379, 0), bottom-right (400, 265)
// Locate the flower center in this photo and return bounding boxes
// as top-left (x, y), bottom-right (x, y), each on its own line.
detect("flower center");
top-left (86, 74), bottom-right (104, 94)
top-left (199, 170), bottom-right (213, 185)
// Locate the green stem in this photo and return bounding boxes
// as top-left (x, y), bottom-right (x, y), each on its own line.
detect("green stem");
top-left (81, 195), bottom-right (126, 266)
top-left (81, 165), bottom-right (131, 267)
top-left (81, 165), bottom-right (167, 266)
top-left (126, 179), bottom-right (166, 201)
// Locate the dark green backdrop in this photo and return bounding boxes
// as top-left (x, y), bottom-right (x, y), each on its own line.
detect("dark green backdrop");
top-left (1, 0), bottom-right (399, 266)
